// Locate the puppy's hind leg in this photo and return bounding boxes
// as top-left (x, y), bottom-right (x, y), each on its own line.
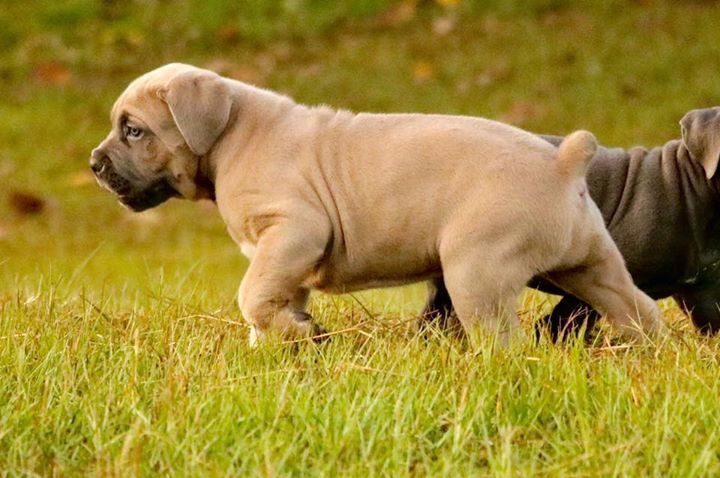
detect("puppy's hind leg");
top-left (442, 253), bottom-right (528, 348)
top-left (546, 240), bottom-right (664, 342)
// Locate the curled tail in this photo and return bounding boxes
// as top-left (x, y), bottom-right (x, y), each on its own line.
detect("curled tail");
top-left (556, 130), bottom-right (597, 178)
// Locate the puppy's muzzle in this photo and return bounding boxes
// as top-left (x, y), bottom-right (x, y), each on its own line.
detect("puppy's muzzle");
top-left (90, 148), bottom-right (178, 212)
top-left (89, 149), bottom-right (108, 175)
top-left (90, 148), bottom-right (133, 196)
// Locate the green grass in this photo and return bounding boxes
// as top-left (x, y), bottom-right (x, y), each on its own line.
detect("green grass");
top-left (3, 0), bottom-right (720, 475)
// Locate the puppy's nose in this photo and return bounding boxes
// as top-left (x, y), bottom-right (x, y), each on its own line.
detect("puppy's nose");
top-left (90, 148), bottom-right (108, 174)
top-left (90, 158), bottom-right (102, 173)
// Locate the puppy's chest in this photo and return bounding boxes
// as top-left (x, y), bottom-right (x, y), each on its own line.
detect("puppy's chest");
top-left (227, 228), bottom-right (259, 261)
top-left (240, 241), bottom-right (257, 260)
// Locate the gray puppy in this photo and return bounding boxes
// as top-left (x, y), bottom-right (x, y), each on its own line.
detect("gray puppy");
top-left (426, 107), bottom-right (720, 339)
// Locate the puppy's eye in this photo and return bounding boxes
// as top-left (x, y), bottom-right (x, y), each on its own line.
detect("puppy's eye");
top-left (125, 125), bottom-right (144, 140)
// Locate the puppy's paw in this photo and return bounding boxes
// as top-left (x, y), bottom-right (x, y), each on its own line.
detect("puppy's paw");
top-left (289, 313), bottom-right (330, 344)
top-left (247, 311), bottom-right (328, 346)
top-left (248, 325), bottom-right (262, 348)
top-left (309, 322), bottom-right (330, 343)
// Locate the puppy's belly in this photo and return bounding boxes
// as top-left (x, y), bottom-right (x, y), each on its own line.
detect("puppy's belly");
top-left (307, 254), bottom-right (441, 293)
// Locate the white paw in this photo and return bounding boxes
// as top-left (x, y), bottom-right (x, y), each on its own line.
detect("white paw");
top-left (248, 326), bottom-right (262, 348)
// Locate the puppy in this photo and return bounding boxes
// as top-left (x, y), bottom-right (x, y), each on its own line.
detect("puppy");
top-left (427, 108), bottom-right (720, 340)
top-left (91, 63), bottom-right (663, 345)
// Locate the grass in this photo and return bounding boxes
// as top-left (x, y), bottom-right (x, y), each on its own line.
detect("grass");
top-left (2, 0), bottom-right (720, 475)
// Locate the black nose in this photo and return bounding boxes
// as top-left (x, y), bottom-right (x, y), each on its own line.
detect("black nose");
top-left (90, 148), bottom-right (109, 174)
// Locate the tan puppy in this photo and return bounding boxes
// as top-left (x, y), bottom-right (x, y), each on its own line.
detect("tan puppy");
top-left (91, 63), bottom-right (663, 346)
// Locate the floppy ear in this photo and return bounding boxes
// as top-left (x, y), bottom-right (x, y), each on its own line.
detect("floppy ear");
top-left (680, 107), bottom-right (720, 179)
top-left (158, 69), bottom-right (232, 156)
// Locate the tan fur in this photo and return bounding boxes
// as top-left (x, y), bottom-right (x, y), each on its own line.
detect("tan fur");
top-left (91, 63), bottom-right (664, 346)
top-left (556, 130), bottom-right (596, 177)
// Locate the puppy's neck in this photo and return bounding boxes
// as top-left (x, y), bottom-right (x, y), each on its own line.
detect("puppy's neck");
top-left (191, 93), bottom-right (249, 203)
top-left (198, 82), bottom-right (298, 203)
top-left (677, 140), bottom-right (720, 201)
top-left (195, 153), bottom-right (217, 202)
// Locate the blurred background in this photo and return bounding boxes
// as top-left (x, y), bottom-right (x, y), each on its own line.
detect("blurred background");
top-left (5, 3), bottom-right (720, 473)
top-left (2, 0), bottom-right (720, 307)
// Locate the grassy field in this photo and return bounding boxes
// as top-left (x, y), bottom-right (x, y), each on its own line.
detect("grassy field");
top-left (3, 0), bottom-right (720, 475)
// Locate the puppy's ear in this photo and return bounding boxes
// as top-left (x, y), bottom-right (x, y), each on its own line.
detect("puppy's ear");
top-left (680, 107), bottom-right (720, 179)
top-left (158, 69), bottom-right (232, 156)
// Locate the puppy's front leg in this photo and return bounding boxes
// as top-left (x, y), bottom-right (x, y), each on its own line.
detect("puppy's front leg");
top-left (237, 226), bottom-right (327, 345)
top-left (675, 289), bottom-right (720, 334)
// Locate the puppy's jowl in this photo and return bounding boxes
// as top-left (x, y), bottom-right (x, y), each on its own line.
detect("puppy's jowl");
top-left (91, 63), bottom-right (663, 346)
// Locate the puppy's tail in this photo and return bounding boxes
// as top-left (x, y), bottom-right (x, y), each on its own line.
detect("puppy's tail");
top-left (556, 130), bottom-right (597, 178)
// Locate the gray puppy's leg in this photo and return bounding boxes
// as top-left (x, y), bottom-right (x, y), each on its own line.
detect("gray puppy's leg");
top-left (675, 289), bottom-right (720, 334)
top-left (536, 295), bottom-right (600, 342)
top-left (422, 277), bottom-right (453, 320)
top-left (419, 278), bottom-right (463, 335)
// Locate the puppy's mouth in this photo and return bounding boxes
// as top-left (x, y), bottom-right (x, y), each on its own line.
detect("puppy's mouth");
top-left (118, 179), bottom-right (179, 212)
top-left (93, 162), bottom-right (178, 212)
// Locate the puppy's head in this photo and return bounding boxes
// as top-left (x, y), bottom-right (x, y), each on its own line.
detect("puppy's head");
top-left (91, 63), bottom-right (232, 211)
top-left (680, 106), bottom-right (720, 180)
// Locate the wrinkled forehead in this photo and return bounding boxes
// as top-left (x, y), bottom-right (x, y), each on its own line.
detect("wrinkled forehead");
top-left (109, 91), bottom-right (167, 135)
top-left (109, 64), bottom-right (196, 127)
